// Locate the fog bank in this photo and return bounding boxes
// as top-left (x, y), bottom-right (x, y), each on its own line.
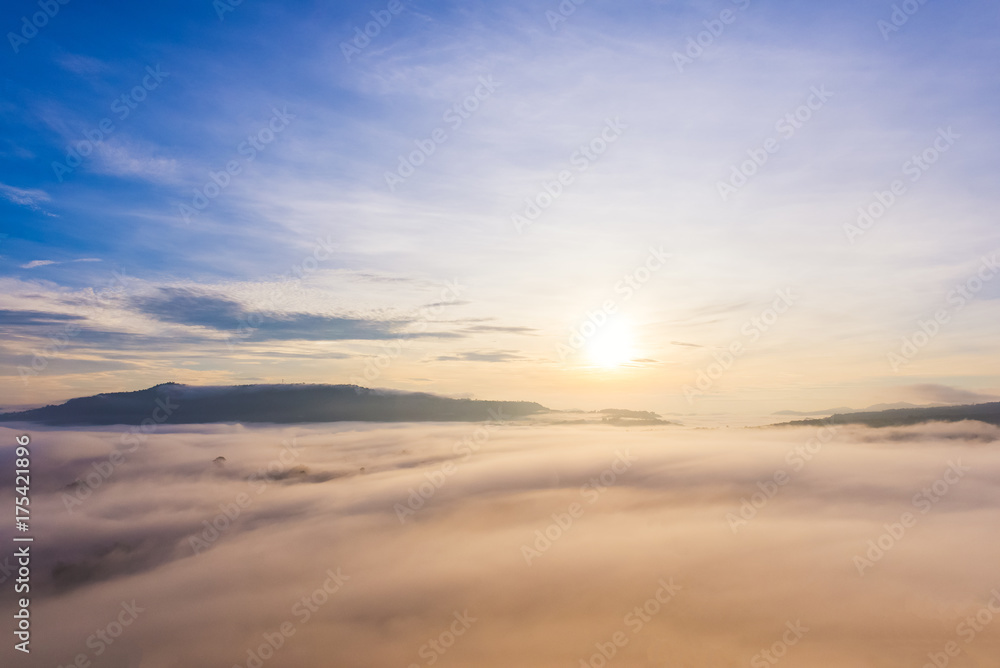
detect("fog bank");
top-left (2, 420), bottom-right (1000, 667)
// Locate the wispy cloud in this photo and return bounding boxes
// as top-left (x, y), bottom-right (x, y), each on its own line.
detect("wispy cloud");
top-left (132, 287), bottom-right (463, 342)
top-left (54, 52), bottom-right (108, 75)
top-left (463, 325), bottom-right (538, 334)
top-left (433, 350), bottom-right (528, 363)
top-left (20, 258), bottom-right (102, 269)
top-left (0, 182), bottom-right (51, 210)
top-left (0, 309), bottom-right (86, 326)
top-left (93, 140), bottom-right (178, 181)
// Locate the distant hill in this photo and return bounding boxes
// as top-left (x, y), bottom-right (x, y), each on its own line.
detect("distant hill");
top-left (597, 409), bottom-right (679, 426)
top-left (0, 383), bottom-right (548, 426)
top-left (774, 402), bottom-right (1000, 428)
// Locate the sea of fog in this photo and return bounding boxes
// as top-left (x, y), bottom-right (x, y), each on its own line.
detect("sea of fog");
top-left (2, 420), bottom-right (1000, 667)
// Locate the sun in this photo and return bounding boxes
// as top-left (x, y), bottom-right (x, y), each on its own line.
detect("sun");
top-left (587, 321), bottom-right (634, 368)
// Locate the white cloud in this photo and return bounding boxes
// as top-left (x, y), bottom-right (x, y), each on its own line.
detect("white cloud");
top-left (0, 182), bottom-right (51, 210)
top-left (19, 258), bottom-right (103, 269)
top-left (93, 139), bottom-right (178, 181)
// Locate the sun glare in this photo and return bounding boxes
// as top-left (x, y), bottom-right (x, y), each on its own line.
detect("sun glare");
top-left (587, 322), bottom-right (634, 368)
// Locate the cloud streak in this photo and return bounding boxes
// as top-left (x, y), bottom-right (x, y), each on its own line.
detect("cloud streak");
top-left (0, 182), bottom-right (51, 210)
top-left (132, 288), bottom-right (463, 342)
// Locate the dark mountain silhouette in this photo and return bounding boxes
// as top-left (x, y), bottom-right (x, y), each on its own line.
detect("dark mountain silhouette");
top-left (774, 402), bottom-right (1000, 428)
top-left (0, 383), bottom-right (548, 426)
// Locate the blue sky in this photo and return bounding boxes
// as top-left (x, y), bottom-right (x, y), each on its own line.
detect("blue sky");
top-left (2, 0), bottom-right (999, 414)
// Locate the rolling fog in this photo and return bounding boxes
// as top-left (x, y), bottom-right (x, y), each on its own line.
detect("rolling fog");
top-left (2, 420), bottom-right (1000, 667)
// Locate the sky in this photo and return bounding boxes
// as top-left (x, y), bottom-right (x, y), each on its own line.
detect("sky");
top-left (1, 0), bottom-right (999, 415)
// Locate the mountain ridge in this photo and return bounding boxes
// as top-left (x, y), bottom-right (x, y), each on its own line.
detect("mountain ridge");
top-left (773, 401), bottom-right (1000, 428)
top-left (0, 383), bottom-right (549, 426)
